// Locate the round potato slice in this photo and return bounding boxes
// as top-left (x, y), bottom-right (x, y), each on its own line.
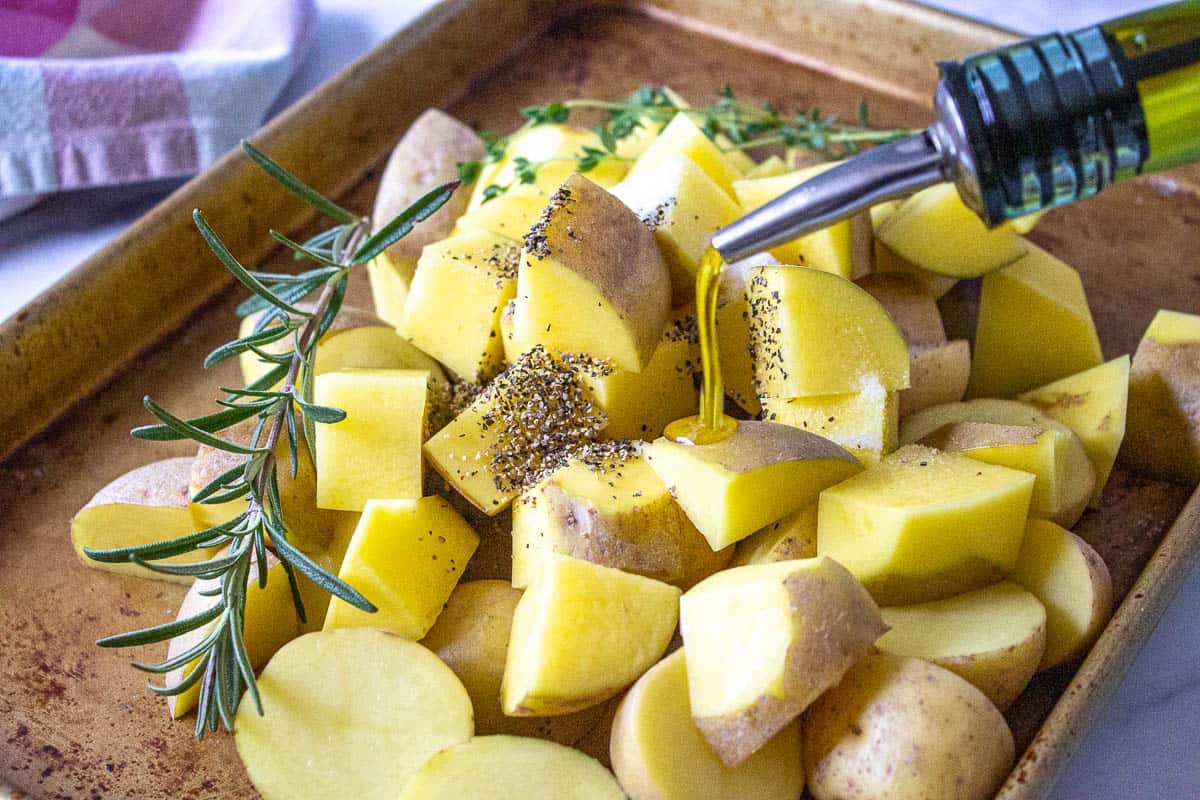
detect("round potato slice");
top-left (877, 581), bottom-right (1046, 709)
top-left (235, 629), bottom-right (473, 800)
top-left (398, 735), bottom-right (624, 800)
top-left (804, 653), bottom-right (1014, 800)
top-left (611, 649), bottom-right (804, 800)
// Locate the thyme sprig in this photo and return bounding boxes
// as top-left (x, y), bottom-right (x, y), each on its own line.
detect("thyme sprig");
top-left (459, 84), bottom-right (917, 201)
top-left (86, 140), bottom-right (457, 738)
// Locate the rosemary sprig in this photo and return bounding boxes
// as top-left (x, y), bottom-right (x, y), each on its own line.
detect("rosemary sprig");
top-left (459, 84), bottom-right (917, 201)
top-left (86, 140), bottom-right (458, 738)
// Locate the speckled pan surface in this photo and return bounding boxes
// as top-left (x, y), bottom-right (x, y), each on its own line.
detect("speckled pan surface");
top-left (1, 1), bottom-right (1198, 797)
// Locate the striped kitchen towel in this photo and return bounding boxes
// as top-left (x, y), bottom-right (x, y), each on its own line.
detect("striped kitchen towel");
top-left (0, 0), bottom-right (315, 220)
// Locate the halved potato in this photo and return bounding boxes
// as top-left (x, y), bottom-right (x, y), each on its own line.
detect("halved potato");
top-left (877, 581), bottom-right (1046, 709)
top-left (234, 629), bottom-right (474, 800)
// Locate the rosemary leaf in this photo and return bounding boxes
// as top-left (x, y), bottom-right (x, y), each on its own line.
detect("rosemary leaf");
top-left (97, 603), bottom-right (224, 648)
top-left (139, 396), bottom-right (265, 455)
top-left (272, 531), bottom-right (376, 613)
top-left (132, 624), bottom-right (224, 674)
top-left (269, 230), bottom-right (344, 268)
top-left (351, 180), bottom-right (459, 264)
top-left (147, 650), bottom-right (212, 696)
top-left (83, 523), bottom-right (236, 563)
top-left (203, 324), bottom-right (292, 369)
top-left (241, 140), bottom-right (359, 224)
top-left (131, 403), bottom-right (261, 441)
top-left (194, 210), bottom-right (308, 318)
top-left (294, 398), bottom-right (346, 424)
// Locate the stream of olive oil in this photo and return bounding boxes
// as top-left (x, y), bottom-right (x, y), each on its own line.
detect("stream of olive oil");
top-left (663, 246), bottom-right (737, 445)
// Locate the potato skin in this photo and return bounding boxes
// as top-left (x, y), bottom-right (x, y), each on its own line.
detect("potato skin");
top-left (804, 653), bottom-right (1014, 800)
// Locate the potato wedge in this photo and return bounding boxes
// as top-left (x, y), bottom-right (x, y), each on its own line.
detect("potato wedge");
top-left (762, 382), bottom-right (898, 465)
top-left (627, 113), bottom-right (742, 197)
top-left (730, 502), bottom-right (818, 567)
top-left (611, 649), bottom-right (805, 800)
top-left (399, 735), bottom-right (624, 800)
top-left (900, 340), bottom-right (970, 418)
top-left (877, 581), bottom-right (1046, 709)
top-left (804, 653), bottom-right (1014, 800)
top-left (234, 629), bottom-right (473, 800)
top-left (856, 272), bottom-right (946, 346)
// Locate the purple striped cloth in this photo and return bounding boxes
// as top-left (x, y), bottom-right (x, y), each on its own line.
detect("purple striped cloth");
top-left (0, 0), bottom-right (315, 220)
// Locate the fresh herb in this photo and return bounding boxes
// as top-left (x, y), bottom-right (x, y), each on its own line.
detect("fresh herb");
top-left (457, 84), bottom-right (917, 201)
top-left (85, 140), bottom-right (457, 738)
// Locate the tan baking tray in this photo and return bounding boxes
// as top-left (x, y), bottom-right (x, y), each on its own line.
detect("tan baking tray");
top-left (2, 1), bottom-right (1198, 797)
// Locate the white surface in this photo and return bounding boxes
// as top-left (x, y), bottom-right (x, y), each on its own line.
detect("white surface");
top-left (1, 2), bottom-right (1197, 798)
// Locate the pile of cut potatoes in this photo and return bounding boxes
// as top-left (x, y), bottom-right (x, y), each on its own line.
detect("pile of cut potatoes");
top-left (71, 101), bottom-right (1200, 800)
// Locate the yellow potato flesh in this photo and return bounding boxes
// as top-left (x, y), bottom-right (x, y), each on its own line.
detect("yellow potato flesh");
top-left (969, 241), bottom-right (1103, 398)
top-left (1012, 518), bottom-right (1113, 669)
top-left (679, 557), bottom-right (885, 766)
top-left (1146, 308), bottom-right (1200, 343)
top-left (420, 581), bottom-right (608, 742)
top-left (627, 113), bottom-right (742, 197)
top-left (294, 510), bottom-right (359, 633)
top-left (817, 444), bottom-right (1035, 604)
top-left (877, 581), bottom-right (1046, 709)
top-left (313, 369), bottom-right (428, 511)
top-left (501, 554), bottom-right (680, 716)
top-left (610, 649), bottom-right (805, 800)
top-left (646, 420), bottom-right (862, 550)
top-left (399, 735), bottom-right (625, 800)
top-left (875, 182), bottom-right (1028, 277)
top-left (511, 451), bottom-right (727, 589)
top-left (856, 272), bottom-right (946, 346)
top-left (583, 336), bottom-right (699, 441)
top-left (762, 383), bottom-right (898, 465)
top-left (716, 293), bottom-right (760, 415)
top-left (455, 185), bottom-right (549, 240)
top-left (234, 629), bottom-right (473, 800)
top-left (900, 340), bottom-right (970, 418)
top-left (1018, 356), bottom-right (1130, 503)
top-left (731, 502), bottom-right (818, 567)
top-left (734, 162), bottom-right (854, 277)
top-left (324, 497), bottom-right (478, 639)
top-left (804, 654), bottom-right (1015, 800)
top-left (748, 266), bottom-right (910, 398)
top-left (467, 125), bottom-right (627, 207)
top-left (743, 154), bottom-right (788, 179)
top-left (367, 250), bottom-right (410, 326)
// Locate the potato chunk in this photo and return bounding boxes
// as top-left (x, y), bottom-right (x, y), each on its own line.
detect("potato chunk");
top-left (817, 444), bottom-right (1035, 604)
top-left (1123, 309), bottom-right (1200, 483)
top-left (1018, 356), bottom-right (1130, 503)
top-left (71, 457), bottom-right (211, 583)
top-left (234, 629), bottom-right (473, 800)
top-left (900, 340), bottom-right (970, 418)
top-left (748, 266), bottom-right (910, 398)
top-left (804, 654), bottom-right (1014, 800)
top-left (731, 502), bottom-right (818, 567)
top-left (420, 581), bottom-right (609, 742)
top-left (455, 184), bottom-right (549, 240)
top-left (877, 581), bottom-right (1046, 709)
top-left (399, 735), bottom-right (624, 800)
top-left (313, 369), bottom-right (429, 511)
top-left (626, 113), bottom-right (742, 196)
top-left (511, 445), bottom-right (729, 589)
top-left (513, 175), bottom-right (671, 372)
top-left (324, 497), bottom-right (479, 639)
top-left (646, 420), bottom-right (861, 550)
top-left (1012, 519), bottom-right (1113, 669)
top-left (611, 649), bottom-right (806, 800)
top-left (762, 381), bottom-right (898, 465)
top-left (969, 241), bottom-right (1103, 398)
top-left (501, 554), bottom-right (680, 716)
top-left (401, 230), bottom-right (519, 381)
top-left (856, 273), bottom-right (946, 346)
top-left (679, 557), bottom-right (885, 766)
top-left (467, 124), bottom-right (627, 205)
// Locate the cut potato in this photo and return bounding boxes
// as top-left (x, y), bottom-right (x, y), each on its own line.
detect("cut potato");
top-left (875, 182), bottom-right (1029, 277)
top-left (679, 556), bottom-right (885, 766)
top-left (610, 154), bottom-right (742, 302)
top-left (501, 554), bottom-right (680, 716)
top-left (817, 444), bottom-right (1035, 604)
top-left (969, 241), bottom-right (1104, 398)
top-left (610, 649), bottom-right (806, 800)
top-left (399, 735), bottom-right (625, 800)
top-left (762, 383), bottom-right (898, 465)
top-left (748, 266), bottom-right (910, 398)
top-left (646, 419), bottom-right (861, 550)
top-left (856, 273), bottom-right (946, 346)
top-left (313, 369), bottom-right (429, 511)
top-left (166, 551), bottom-right (299, 719)
top-left (734, 162), bottom-right (854, 277)
top-left (714, 253), bottom-right (780, 415)
top-left (456, 184), bottom-right (549, 240)
top-left (511, 446), bottom-right (729, 589)
top-left (324, 497), bottom-right (479, 639)
top-left (294, 510), bottom-right (359, 634)
top-left (626, 113), bottom-right (743, 197)
top-left (1018, 356), bottom-right (1130, 503)
top-left (368, 109), bottom-right (482, 323)
top-left (513, 175), bottom-right (671, 372)
top-left (900, 340), bottom-right (970, 418)
top-left (877, 581), bottom-right (1046, 710)
top-left (401, 230), bottom-right (519, 381)
top-left (420, 581), bottom-right (609, 742)
top-left (71, 457), bottom-right (211, 583)
top-left (1012, 519), bottom-right (1113, 670)
top-left (234, 629), bottom-right (473, 800)
top-left (1123, 309), bottom-right (1200, 484)
top-left (744, 154), bottom-right (788, 179)
top-left (468, 124), bottom-right (627, 206)
top-left (731, 502), bottom-right (818, 567)
top-left (423, 347), bottom-right (608, 514)
top-left (804, 653), bottom-right (1014, 800)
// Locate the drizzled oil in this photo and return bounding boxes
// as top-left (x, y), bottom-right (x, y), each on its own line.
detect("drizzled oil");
top-left (663, 246), bottom-right (738, 445)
